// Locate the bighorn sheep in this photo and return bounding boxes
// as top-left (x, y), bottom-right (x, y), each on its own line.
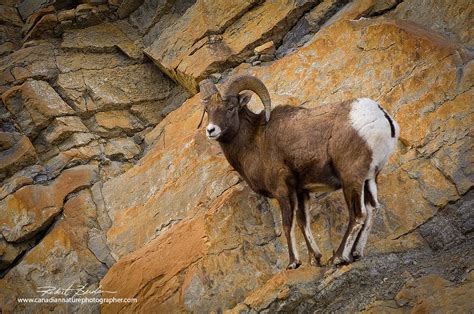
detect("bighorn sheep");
top-left (198, 75), bottom-right (399, 269)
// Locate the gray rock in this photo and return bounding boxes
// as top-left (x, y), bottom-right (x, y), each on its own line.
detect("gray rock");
top-left (2, 80), bottom-right (74, 138)
top-left (259, 53), bottom-right (275, 62)
top-left (276, 0), bottom-right (349, 58)
top-left (88, 228), bottom-right (115, 267)
top-left (419, 215), bottom-right (464, 251)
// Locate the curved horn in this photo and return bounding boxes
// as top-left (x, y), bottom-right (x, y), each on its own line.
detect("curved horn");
top-left (223, 75), bottom-right (271, 122)
top-left (199, 79), bottom-right (219, 100)
top-left (197, 79), bottom-right (219, 129)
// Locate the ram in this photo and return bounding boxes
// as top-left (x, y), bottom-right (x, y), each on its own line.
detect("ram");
top-left (198, 75), bottom-right (399, 269)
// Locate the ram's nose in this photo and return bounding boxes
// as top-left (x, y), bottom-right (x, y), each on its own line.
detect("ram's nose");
top-left (206, 123), bottom-right (221, 139)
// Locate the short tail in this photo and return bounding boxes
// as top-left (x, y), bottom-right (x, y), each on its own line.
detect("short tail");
top-left (377, 104), bottom-right (399, 138)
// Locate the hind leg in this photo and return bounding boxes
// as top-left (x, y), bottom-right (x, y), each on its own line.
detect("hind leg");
top-left (353, 179), bottom-right (379, 258)
top-left (295, 191), bottom-right (322, 266)
top-left (332, 180), bottom-right (367, 265)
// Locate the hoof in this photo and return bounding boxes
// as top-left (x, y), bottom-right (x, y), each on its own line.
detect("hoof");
top-left (286, 260), bottom-right (302, 270)
top-left (352, 250), bottom-right (363, 261)
top-left (309, 255), bottom-right (322, 267)
top-left (330, 255), bottom-right (352, 267)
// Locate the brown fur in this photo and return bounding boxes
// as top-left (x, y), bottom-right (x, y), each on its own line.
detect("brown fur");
top-left (204, 95), bottom-right (375, 268)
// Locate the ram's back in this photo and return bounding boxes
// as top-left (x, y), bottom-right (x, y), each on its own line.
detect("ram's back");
top-left (263, 101), bottom-right (351, 190)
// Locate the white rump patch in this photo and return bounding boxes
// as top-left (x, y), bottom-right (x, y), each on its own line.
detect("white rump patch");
top-left (349, 98), bottom-right (399, 177)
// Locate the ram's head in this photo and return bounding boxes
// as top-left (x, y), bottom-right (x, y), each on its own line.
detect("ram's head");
top-left (198, 75), bottom-right (271, 142)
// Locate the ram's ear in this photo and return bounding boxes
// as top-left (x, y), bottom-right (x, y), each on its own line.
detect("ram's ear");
top-left (238, 91), bottom-right (252, 108)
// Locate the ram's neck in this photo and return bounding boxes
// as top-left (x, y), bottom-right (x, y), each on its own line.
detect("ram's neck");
top-left (219, 108), bottom-right (263, 180)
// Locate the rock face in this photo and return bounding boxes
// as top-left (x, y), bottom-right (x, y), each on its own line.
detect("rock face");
top-left (144, 0), bottom-right (321, 93)
top-left (0, 132), bottom-right (37, 180)
top-left (100, 1), bottom-right (473, 312)
top-left (0, 0), bottom-right (190, 311)
top-left (2, 80), bottom-right (75, 138)
top-left (0, 164), bottom-right (98, 242)
top-left (0, 0), bottom-right (472, 313)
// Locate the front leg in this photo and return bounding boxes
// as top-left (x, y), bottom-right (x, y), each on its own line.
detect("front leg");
top-left (296, 191), bottom-right (322, 267)
top-left (277, 196), bottom-right (301, 270)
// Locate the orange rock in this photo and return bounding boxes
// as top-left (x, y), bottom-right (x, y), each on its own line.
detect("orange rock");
top-left (101, 216), bottom-right (209, 313)
top-left (2, 80), bottom-right (75, 138)
top-left (0, 165), bottom-right (98, 242)
top-left (0, 4), bottom-right (23, 27)
top-left (0, 132), bottom-right (37, 179)
top-left (104, 137), bottom-right (140, 160)
top-left (100, 13), bottom-right (472, 312)
top-left (0, 236), bottom-right (31, 270)
top-left (393, 274), bottom-right (474, 312)
top-left (2, 1), bottom-right (473, 312)
top-left (40, 116), bottom-right (89, 146)
top-left (254, 41), bottom-right (275, 55)
top-left (387, 0), bottom-right (473, 49)
top-left (61, 22), bottom-right (142, 59)
top-left (145, 0), bottom-right (316, 93)
top-left (56, 63), bottom-right (182, 113)
top-left (0, 43), bottom-right (58, 88)
top-left (23, 13), bottom-right (58, 41)
top-left (102, 184), bottom-right (285, 312)
top-left (94, 110), bottom-right (144, 132)
top-left (0, 189), bottom-right (110, 313)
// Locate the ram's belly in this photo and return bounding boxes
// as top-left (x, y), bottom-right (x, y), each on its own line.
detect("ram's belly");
top-left (304, 183), bottom-right (337, 193)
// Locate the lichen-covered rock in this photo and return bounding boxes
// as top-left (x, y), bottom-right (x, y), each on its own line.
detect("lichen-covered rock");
top-left (143, 0), bottom-right (260, 79)
top-left (130, 0), bottom-right (196, 47)
top-left (38, 116), bottom-right (89, 147)
top-left (92, 110), bottom-right (143, 134)
top-left (0, 43), bottom-right (58, 92)
top-left (387, 0), bottom-right (473, 49)
top-left (24, 13), bottom-right (59, 41)
top-left (0, 42), bottom-right (15, 57)
top-left (101, 98), bottom-right (241, 258)
top-left (0, 0), bottom-right (472, 312)
top-left (0, 5), bottom-right (23, 27)
top-left (104, 137), bottom-right (140, 160)
top-left (393, 273), bottom-right (474, 312)
top-left (55, 51), bottom-right (133, 73)
top-left (0, 188), bottom-right (111, 313)
top-left (229, 243), bottom-right (473, 313)
top-left (2, 80), bottom-right (75, 138)
top-left (144, 0), bottom-right (318, 93)
top-left (0, 165), bottom-right (98, 242)
top-left (102, 183), bottom-right (284, 313)
top-left (115, 0), bottom-right (144, 18)
top-left (17, 0), bottom-right (52, 20)
top-left (21, 5), bottom-right (55, 36)
top-left (62, 22), bottom-right (142, 59)
top-left (276, 0), bottom-right (348, 57)
top-left (57, 132), bottom-right (98, 152)
top-left (0, 165), bottom-right (44, 200)
top-left (0, 235), bottom-right (32, 270)
top-left (41, 142), bottom-right (102, 176)
top-left (0, 132), bottom-right (37, 181)
top-left (0, 2), bottom-right (23, 58)
top-left (99, 11), bottom-right (472, 312)
top-left (57, 63), bottom-right (182, 113)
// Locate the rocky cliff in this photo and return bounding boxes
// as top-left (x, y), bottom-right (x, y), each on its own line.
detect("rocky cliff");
top-left (0, 0), bottom-right (472, 313)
